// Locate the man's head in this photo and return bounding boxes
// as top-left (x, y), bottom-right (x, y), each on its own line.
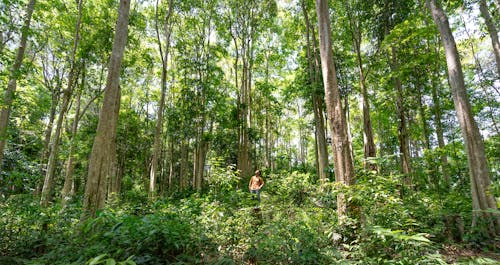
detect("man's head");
top-left (255, 170), bottom-right (261, 176)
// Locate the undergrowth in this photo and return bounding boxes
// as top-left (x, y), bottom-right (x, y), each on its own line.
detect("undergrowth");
top-left (1, 170), bottom-right (498, 264)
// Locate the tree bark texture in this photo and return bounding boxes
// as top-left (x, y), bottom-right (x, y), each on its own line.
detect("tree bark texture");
top-left (0, 0), bottom-right (36, 170)
top-left (83, 0), bottom-right (130, 217)
top-left (427, 0), bottom-right (499, 237)
top-left (315, 0), bottom-right (355, 217)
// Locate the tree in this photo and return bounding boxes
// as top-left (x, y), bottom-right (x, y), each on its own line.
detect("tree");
top-left (345, 0), bottom-right (377, 171)
top-left (0, 0), bottom-right (36, 170)
top-left (40, 0), bottom-right (84, 206)
top-left (300, 0), bottom-right (329, 181)
top-left (223, 0), bottom-right (277, 179)
top-left (315, 0), bottom-right (355, 217)
top-left (83, 0), bottom-right (131, 217)
top-left (427, 0), bottom-right (499, 237)
top-left (150, 0), bottom-right (174, 199)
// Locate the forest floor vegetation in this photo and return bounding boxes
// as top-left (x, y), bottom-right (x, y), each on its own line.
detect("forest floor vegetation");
top-left (1, 170), bottom-right (499, 264)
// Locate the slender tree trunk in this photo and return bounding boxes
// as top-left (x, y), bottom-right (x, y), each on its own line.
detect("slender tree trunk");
top-left (356, 41), bottom-right (377, 170)
top-left (431, 73), bottom-right (449, 186)
top-left (61, 64), bottom-right (88, 205)
top-left (425, 15), bottom-right (450, 187)
top-left (40, 79), bottom-right (74, 206)
top-left (265, 98), bottom-right (271, 168)
top-left (168, 138), bottom-right (174, 191)
top-left (193, 135), bottom-right (208, 191)
top-left (427, 0), bottom-right (500, 237)
top-left (83, 0), bottom-right (130, 217)
top-left (416, 80), bottom-right (433, 187)
top-left (416, 83), bottom-right (430, 150)
top-left (313, 95), bottom-right (329, 180)
top-left (347, 3), bottom-right (377, 171)
top-left (36, 76), bottom-right (61, 196)
top-left (0, 0), bottom-right (36, 170)
top-left (40, 0), bottom-right (83, 206)
top-left (390, 47), bottom-right (412, 181)
top-left (180, 140), bottom-right (189, 189)
top-left (150, 0), bottom-right (174, 199)
top-left (61, 89), bottom-right (81, 206)
top-left (302, 0), bottom-right (329, 181)
top-left (479, 0), bottom-right (500, 78)
top-left (315, 0), bottom-right (355, 217)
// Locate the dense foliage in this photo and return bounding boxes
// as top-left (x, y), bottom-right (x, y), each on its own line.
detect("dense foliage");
top-left (0, 0), bottom-right (499, 263)
top-left (1, 169), bottom-right (498, 264)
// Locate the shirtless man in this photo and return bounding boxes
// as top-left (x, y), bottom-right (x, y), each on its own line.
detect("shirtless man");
top-left (248, 170), bottom-right (264, 202)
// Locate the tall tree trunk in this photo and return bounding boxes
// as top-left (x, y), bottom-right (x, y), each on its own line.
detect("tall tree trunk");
top-left (356, 41), bottom-right (377, 170)
top-left (427, 0), bottom-right (500, 237)
top-left (61, 63), bottom-right (89, 206)
top-left (416, 80), bottom-right (433, 187)
top-left (36, 75), bottom-right (61, 196)
top-left (431, 72), bottom-right (449, 186)
top-left (83, 0), bottom-right (130, 217)
top-left (40, 0), bottom-right (83, 206)
top-left (150, 0), bottom-right (174, 199)
top-left (315, 0), bottom-right (355, 218)
top-left (417, 83), bottom-right (430, 150)
top-left (479, 0), bottom-right (500, 78)
top-left (61, 89), bottom-right (81, 206)
top-left (0, 0), bottom-right (36, 170)
top-left (179, 140), bottom-right (189, 189)
top-left (301, 0), bottom-right (329, 181)
top-left (313, 95), bottom-right (329, 180)
top-left (390, 47), bottom-right (412, 181)
top-left (40, 77), bottom-right (74, 206)
top-left (168, 137), bottom-right (174, 191)
top-left (347, 2), bottom-right (377, 171)
top-left (425, 15), bottom-right (450, 187)
top-left (265, 96), bottom-right (271, 169)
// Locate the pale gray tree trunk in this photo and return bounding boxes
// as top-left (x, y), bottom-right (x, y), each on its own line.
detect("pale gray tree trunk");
top-left (40, 0), bottom-right (83, 207)
top-left (427, 0), bottom-right (500, 237)
top-left (315, 0), bottom-right (355, 217)
top-left (0, 0), bottom-right (36, 170)
top-left (83, 0), bottom-right (130, 217)
top-left (479, 0), bottom-right (500, 77)
top-left (150, 0), bottom-right (174, 199)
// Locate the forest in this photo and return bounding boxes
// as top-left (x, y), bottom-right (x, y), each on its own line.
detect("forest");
top-left (0, 0), bottom-right (499, 264)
